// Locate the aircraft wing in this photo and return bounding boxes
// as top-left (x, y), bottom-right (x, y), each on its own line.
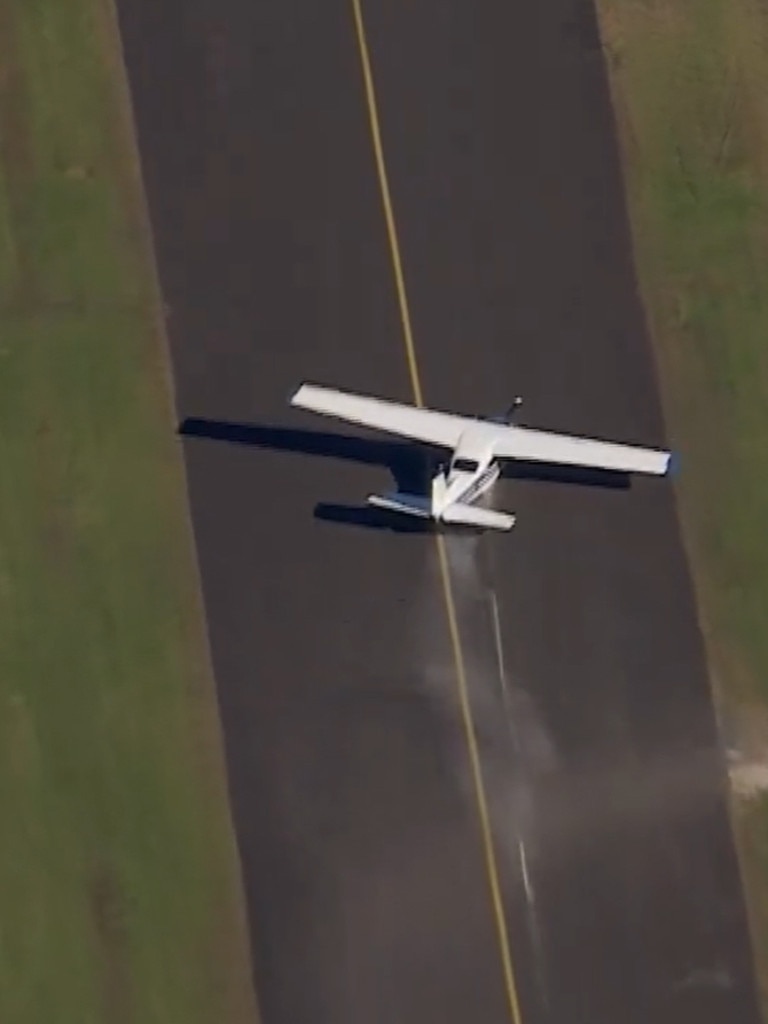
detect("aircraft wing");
top-left (491, 424), bottom-right (673, 476)
top-left (291, 383), bottom-right (675, 476)
top-left (291, 384), bottom-right (465, 449)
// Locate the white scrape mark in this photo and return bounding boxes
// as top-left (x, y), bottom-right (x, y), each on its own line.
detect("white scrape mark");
top-left (489, 589), bottom-right (506, 689)
top-left (518, 839), bottom-right (534, 906)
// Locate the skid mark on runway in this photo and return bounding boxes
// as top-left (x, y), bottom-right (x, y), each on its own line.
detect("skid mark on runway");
top-left (441, 536), bottom-right (557, 1010)
top-left (409, 535), bottom-right (556, 1016)
top-left (436, 532), bottom-right (731, 1017)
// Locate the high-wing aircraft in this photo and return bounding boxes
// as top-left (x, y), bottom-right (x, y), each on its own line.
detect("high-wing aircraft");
top-left (290, 383), bottom-right (677, 531)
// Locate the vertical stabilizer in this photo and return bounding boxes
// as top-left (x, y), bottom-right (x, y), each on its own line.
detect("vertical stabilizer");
top-left (431, 468), bottom-right (448, 517)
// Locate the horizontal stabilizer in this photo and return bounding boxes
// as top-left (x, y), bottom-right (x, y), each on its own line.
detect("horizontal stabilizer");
top-left (441, 503), bottom-right (516, 531)
top-left (367, 492), bottom-right (433, 518)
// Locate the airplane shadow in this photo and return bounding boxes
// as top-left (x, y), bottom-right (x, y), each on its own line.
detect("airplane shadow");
top-left (178, 416), bottom-right (631, 532)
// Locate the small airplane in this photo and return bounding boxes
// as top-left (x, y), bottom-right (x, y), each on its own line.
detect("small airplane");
top-left (290, 383), bottom-right (677, 531)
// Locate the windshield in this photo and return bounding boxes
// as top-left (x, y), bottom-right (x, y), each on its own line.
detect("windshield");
top-left (452, 457), bottom-right (479, 473)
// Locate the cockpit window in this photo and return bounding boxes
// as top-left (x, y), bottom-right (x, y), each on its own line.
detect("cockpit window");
top-left (453, 457), bottom-right (479, 473)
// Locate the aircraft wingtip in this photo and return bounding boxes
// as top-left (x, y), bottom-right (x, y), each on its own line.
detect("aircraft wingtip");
top-left (667, 451), bottom-right (681, 477)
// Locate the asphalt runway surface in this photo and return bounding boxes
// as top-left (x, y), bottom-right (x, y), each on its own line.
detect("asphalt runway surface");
top-left (115, 1), bottom-right (762, 1022)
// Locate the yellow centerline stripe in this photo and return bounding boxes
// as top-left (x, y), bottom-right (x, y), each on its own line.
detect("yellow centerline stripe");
top-left (350, 0), bottom-right (423, 410)
top-left (349, 4), bottom-right (523, 1022)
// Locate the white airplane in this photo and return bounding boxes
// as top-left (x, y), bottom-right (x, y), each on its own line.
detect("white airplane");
top-left (290, 383), bottom-right (676, 531)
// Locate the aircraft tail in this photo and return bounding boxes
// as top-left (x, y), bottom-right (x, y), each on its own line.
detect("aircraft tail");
top-left (367, 474), bottom-right (515, 531)
top-left (431, 468), bottom-right (448, 515)
top-left (367, 493), bottom-right (515, 531)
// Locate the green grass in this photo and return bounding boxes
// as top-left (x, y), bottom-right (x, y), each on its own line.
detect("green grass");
top-left (596, 0), bottom-right (768, 1008)
top-left (0, 1), bottom-right (257, 1021)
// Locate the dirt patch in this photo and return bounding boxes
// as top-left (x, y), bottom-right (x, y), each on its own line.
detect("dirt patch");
top-left (723, 703), bottom-right (768, 801)
top-left (89, 860), bottom-right (132, 1024)
top-left (731, 760), bottom-right (768, 801)
top-left (0, 0), bottom-right (39, 304)
top-left (0, 0), bottom-right (31, 184)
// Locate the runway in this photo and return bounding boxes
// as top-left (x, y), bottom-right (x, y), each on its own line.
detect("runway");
top-left (115, 1), bottom-right (762, 1022)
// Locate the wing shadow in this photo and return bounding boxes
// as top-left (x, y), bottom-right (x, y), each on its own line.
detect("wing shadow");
top-left (178, 416), bottom-right (435, 496)
top-left (500, 459), bottom-right (631, 490)
top-left (313, 502), bottom-right (434, 534)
